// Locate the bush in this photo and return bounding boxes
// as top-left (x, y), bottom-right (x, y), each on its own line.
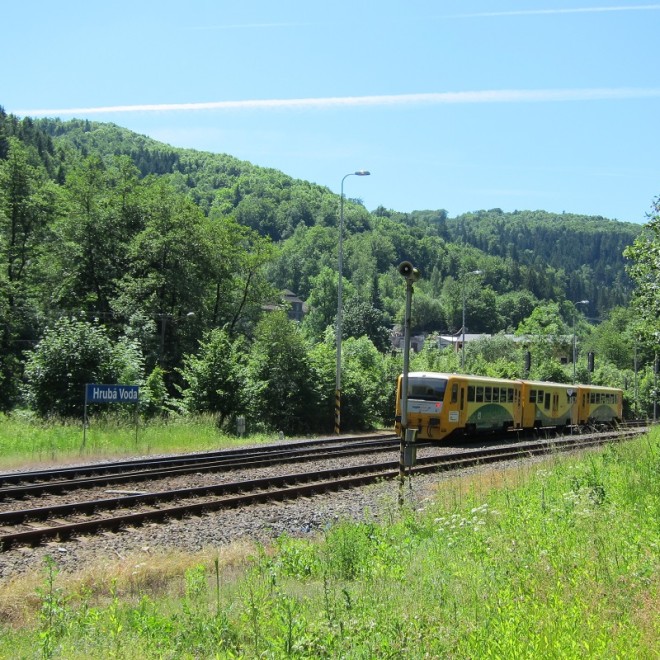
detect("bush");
top-left (22, 317), bottom-right (143, 418)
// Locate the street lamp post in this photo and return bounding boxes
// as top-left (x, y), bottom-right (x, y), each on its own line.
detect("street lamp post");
top-left (335, 170), bottom-right (370, 434)
top-left (572, 300), bottom-right (589, 381)
top-left (461, 270), bottom-right (482, 370)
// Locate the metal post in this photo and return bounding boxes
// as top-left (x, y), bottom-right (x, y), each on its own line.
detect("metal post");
top-left (399, 277), bottom-right (414, 506)
top-left (634, 340), bottom-right (638, 418)
top-left (654, 351), bottom-right (657, 423)
top-left (397, 261), bottom-right (419, 506)
top-left (335, 170), bottom-right (370, 434)
top-left (572, 300), bottom-right (588, 382)
top-left (572, 314), bottom-right (577, 382)
top-left (461, 285), bottom-right (466, 371)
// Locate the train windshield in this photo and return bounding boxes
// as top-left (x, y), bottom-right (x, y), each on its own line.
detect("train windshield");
top-left (408, 377), bottom-right (447, 402)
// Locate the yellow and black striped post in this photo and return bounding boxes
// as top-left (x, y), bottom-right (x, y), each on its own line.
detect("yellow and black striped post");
top-left (334, 389), bottom-right (341, 435)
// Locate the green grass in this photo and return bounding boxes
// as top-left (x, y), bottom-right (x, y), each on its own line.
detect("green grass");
top-left (0, 412), bottom-right (280, 470)
top-left (1, 428), bottom-right (658, 658)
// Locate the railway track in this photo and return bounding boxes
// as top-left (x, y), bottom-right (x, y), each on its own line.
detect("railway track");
top-left (0, 433), bottom-right (398, 500)
top-left (0, 427), bottom-right (645, 552)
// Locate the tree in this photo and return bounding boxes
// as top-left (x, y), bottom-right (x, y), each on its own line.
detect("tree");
top-left (342, 297), bottom-right (391, 352)
top-left (515, 301), bottom-right (568, 337)
top-left (177, 327), bottom-right (246, 427)
top-left (45, 155), bottom-right (126, 317)
top-left (0, 139), bottom-right (61, 408)
top-left (22, 318), bottom-right (143, 417)
top-left (340, 336), bottom-right (392, 430)
top-left (301, 266), bottom-right (355, 341)
top-left (111, 179), bottom-right (211, 369)
top-left (244, 311), bottom-right (319, 434)
top-left (204, 216), bottom-right (277, 336)
top-left (624, 196), bottom-right (660, 337)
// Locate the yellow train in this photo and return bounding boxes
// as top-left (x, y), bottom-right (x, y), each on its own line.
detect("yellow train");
top-left (395, 372), bottom-right (623, 442)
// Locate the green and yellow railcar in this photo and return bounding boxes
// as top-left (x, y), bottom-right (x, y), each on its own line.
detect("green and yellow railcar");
top-left (520, 380), bottom-right (578, 429)
top-left (395, 372), bottom-right (523, 442)
top-left (576, 384), bottom-right (622, 425)
top-left (395, 372), bottom-right (624, 443)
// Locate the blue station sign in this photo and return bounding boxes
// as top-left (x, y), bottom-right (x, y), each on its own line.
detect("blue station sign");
top-left (85, 384), bottom-right (139, 404)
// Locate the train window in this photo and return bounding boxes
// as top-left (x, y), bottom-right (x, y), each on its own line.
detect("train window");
top-left (544, 393), bottom-right (551, 409)
top-left (492, 388), bottom-right (499, 402)
top-left (508, 388), bottom-right (514, 403)
top-left (529, 390), bottom-right (536, 403)
top-left (468, 386), bottom-right (475, 402)
top-left (476, 387), bottom-right (483, 402)
top-left (451, 383), bottom-right (458, 404)
top-left (590, 393), bottom-right (595, 404)
top-left (484, 387), bottom-right (492, 402)
top-left (537, 390), bottom-right (544, 403)
top-left (408, 377), bottom-right (447, 401)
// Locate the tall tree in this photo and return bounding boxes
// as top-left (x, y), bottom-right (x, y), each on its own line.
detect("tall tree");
top-left (111, 178), bottom-right (211, 369)
top-left (624, 196), bottom-right (660, 339)
top-left (44, 155), bottom-right (130, 318)
top-left (244, 311), bottom-right (319, 434)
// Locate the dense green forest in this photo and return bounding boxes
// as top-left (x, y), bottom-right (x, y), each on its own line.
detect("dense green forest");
top-left (1, 106), bottom-right (658, 431)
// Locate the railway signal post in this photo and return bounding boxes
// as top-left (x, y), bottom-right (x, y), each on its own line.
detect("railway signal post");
top-left (398, 261), bottom-right (420, 506)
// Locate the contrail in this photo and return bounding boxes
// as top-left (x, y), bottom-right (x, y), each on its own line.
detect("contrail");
top-left (15, 87), bottom-right (660, 117)
top-left (451, 4), bottom-right (660, 18)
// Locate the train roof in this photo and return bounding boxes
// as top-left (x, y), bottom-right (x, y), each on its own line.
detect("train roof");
top-left (577, 383), bottom-right (622, 392)
top-left (403, 372), bottom-right (621, 392)
top-left (405, 372), bottom-right (519, 386)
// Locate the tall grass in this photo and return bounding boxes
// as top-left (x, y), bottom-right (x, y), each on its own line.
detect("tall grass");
top-left (0, 412), bottom-right (277, 470)
top-left (1, 431), bottom-right (658, 657)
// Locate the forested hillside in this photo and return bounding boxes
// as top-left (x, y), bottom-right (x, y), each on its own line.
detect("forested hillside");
top-left (443, 209), bottom-right (638, 310)
top-left (0, 107), bottom-right (652, 429)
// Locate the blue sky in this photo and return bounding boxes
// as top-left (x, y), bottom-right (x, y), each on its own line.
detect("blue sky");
top-left (4, 1), bottom-right (659, 223)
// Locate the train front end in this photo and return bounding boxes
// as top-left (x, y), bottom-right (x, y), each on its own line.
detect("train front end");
top-left (395, 372), bottom-right (459, 441)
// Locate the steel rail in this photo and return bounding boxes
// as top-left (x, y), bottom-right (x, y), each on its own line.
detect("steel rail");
top-left (0, 432), bottom-right (396, 487)
top-left (0, 428), bottom-right (644, 552)
top-left (0, 437), bottom-right (399, 500)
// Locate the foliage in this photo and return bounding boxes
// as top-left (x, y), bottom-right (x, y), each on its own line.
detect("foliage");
top-left (176, 327), bottom-right (246, 427)
top-left (341, 296), bottom-right (391, 351)
top-left (2, 434), bottom-right (658, 657)
top-left (0, 110), bottom-right (651, 427)
top-left (140, 366), bottom-right (172, 418)
top-left (624, 196), bottom-right (660, 339)
top-left (244, 311), bottom-right (321, 434)
top-left (340, 336), bottom-right (394, 430)
top-left (22, 317), bottom-right (143, 417)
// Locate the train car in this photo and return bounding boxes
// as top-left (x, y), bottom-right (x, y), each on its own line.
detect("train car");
top-left (395, 371), bottom-right (624, 442)
top-left (519, 380), bottom-right (578, 430)
top-left (576, 384), bottom-right (622, 426)
top-left (395, 372), bottom-right (523, 442)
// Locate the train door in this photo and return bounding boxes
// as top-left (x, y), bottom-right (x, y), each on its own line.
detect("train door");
top-left (444, 377), bottom-right (467, 432)
top-left (513, 385), bottom-right (523, 428)
top-left (579, 390), bottom-right (588, 424)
